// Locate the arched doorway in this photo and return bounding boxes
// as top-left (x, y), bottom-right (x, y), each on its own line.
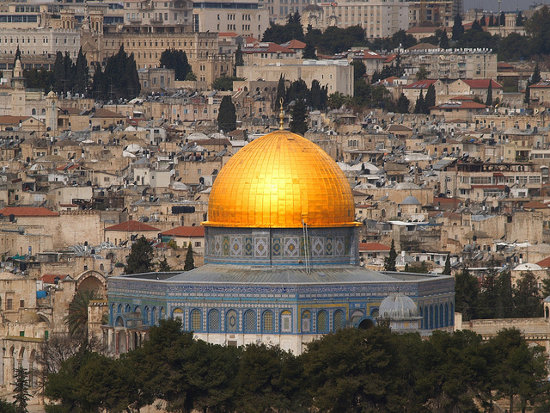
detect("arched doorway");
top-left (358, 318), bottom-right (375, 329)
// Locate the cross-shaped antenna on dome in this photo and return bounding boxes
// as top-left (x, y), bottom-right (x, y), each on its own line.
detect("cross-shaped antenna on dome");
top-left (279, 97), bottom-right (285, 130)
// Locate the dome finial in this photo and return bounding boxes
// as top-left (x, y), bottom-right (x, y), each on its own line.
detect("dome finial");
top-left (279, 97), bottom-right (284, 130)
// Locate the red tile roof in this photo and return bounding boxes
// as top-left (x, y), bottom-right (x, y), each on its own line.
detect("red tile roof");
top-left (359, 242), bottom-right (390, 252)
top-left (161, 226), bottom-right (205, 237)
top-left (41, 274), bottom-right (67, 284)
top-left (218, 32), bottom-right (238, 37)
top-left (434, 101), bottom-right (486, 110)
top-left (105, 220), bottom-right (160, 232)
top-left (0, 115), bottom-right (31, 125)
top-left (93, 108), bottom-right (125, 118)
top-left (404, 79), bottom-right (438, 89)
top-left (537, 257), bottom-right (550, 268)
top-left (462, 79), bottom-right (502, 89)
top-left (361, 50), bottom-right (385, 59)
top-left (530, 80), bottom-right (550, 89)
top-left (523, 201), bottom-right (548, 209)
top-left (0, 207), bottom-right (58, 217)
top-left (281, 39), bottom-right (306, 49)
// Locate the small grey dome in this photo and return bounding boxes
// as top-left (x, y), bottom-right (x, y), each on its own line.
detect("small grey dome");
top-left (401, 195), bottom-right (421, 205)
top-left (379, 293), bottom-right (419, 320)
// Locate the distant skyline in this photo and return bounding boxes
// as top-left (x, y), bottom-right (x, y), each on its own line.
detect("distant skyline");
top-left (464, 0), bottom-right (550, 12)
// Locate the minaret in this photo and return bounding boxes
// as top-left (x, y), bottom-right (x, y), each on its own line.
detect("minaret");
top-left (11, 56), bottom-right (25, 116)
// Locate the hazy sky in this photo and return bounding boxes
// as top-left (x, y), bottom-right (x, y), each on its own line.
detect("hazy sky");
top-left (464, 0), bottom-right (550, 12)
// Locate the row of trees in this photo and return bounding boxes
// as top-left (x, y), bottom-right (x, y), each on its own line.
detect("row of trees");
top-left (44, 319), bottom-right (550, 413)
top-left (91, 46), bottom-right (140, 100)
top-left (159, 49), bottom-right (194, 81)
top-left (455, 269), bottom-right (545, 321)
top-left (264, 8), bottom-right (550, 62)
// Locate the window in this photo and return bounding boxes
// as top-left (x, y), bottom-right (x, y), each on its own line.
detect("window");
top-left (226, 309), bottom-right (238, 332)
top-left (6, 298), bottom-right (12, 310)
top-left (243, 310), bottom-right (256, 333)
top-left (208, 309), bottom-right (220, 332)
top-left (301, 310), bottom-right (311, 332)
top-left (281, 310), bottom-right (292, 332)
top-left (190, 309), bottom-right (201, 331)
top-left (333, 310), bottom-right (345, 331)
top-left (262, 310), bottom-right (274, 333)
top-left (172, 308), bottom-right (184, 325)
top-left (19, 300), bottom-right (24, 308)
top-left (317, 310), bottom-right (328, 333)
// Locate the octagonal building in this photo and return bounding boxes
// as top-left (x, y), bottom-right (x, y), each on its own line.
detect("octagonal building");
top-left (105, 129), bottom-right (454, 354)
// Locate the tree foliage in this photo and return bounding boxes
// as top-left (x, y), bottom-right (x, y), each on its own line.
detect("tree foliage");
top-left (65, 290), bottom-right (98, 341)
top-left (217, 95), bottom-right (237, 132)
top-left (91, 46), bottom-right (140, 100)
top-left (160, 49), bottom-right (193, 81)
top-left (395, 93), bottom-right (410, 113)
top-left (289, 99), bottom-right (308, 135)
top-left (384, 240), bottom-right (397, 271)
top-left (125, 236), bottom-right (153, 274)
top-left (13, 367), bottom-right (31, 413)
top-left (184, 244), bottom-right (195, 271)
top-left (44, 322), bottom-right (550, 413)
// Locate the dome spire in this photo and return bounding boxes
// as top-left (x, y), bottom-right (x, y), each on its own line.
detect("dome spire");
top-left (279, 97), bottom-right (285, 130)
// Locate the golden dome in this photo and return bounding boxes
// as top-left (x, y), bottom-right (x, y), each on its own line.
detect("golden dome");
top-left (204, 130), bottom-right (357, 228)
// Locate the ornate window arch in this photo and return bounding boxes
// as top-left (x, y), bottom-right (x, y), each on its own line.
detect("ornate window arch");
top-left (333, 310), bottom-right (345, 331)
top-left (243, 310), bottom-right (257, 333)
top-left (190, 309), bottom-right (202, 332)
top-left (226, 309), bottom-right (238, 332)
top-left (317, 310), bottom-right (328, 333)
top-left (208, 309), bottom-right (220, 332)
top-left (262, 310), bottom-right (274, 333)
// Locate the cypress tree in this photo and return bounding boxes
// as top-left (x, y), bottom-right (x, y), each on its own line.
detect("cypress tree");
top-left (235, 44), bottom-right (244, 67)
top-left (275, 75), bottom-right (286, 109)
top-left (13, 46), bottom-right (21, 66)
top-left (485, 81), bottom-right (493, 106)
top-left (443, 254), bottom-right (451, 275)
top-left (13, 366), bottom-right (30, 413)
top-left (384, 240), bottom-right (397, 272)
top-left (452, 14), bottom-right (464, 41)
top-left (53, 52), bottom-right (65, 94)
top-left (217, 95), bottom-right (237, 132)
top-left (63, 52), bottom-right (75, 93)
top-left (302, 42), bottom-right (317, 59)
top-left (74, 48), bottom-right (89, 95)
top-left (414, 90), bottom-right (425, 114)
top-left (310, 79), bottom-right (322, 109)
top-left (532, 63), bottom-right (541, 84)
top-left (396, 93), bottom-right (410, 113)
top-left (439, 31), bottom-right (449, 48)
top-left (289, 99), bottom-right (308, 135)
top-left (184, 244), bottom-right (195, 271)
top-left (425, 84), bottom-right (436, 110)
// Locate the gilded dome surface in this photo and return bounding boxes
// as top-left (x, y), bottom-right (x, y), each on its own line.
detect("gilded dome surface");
top-left (204, 130), bottom-right (356, 228)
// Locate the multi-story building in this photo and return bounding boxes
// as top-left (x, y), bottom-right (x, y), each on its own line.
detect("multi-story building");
top-left (192, 0), bottom-right (269, 39)
top-left (407, 0), bottom-right (454, 28)
top-left (302, 0), bottom-right (409, 39)
top-left (261, 0), bottom-right (312, 23)
top-left (400, 47), bottom-right (497, 80)
top-left (122, 0), bottom-right (192, 27)
top-left (237, 59), bottom-right (354, 96)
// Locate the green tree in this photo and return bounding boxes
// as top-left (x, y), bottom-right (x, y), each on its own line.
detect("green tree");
top-left (275, 74), bottom-right (286, 109)
top-left (0, 399), bottom-right (16, 413)
top-left (74, 48), bottom-right (89, 95)
top-left (184, 244), bottom-right (195, 271)
top-left (160, 49), bottom-right (193, 81)
top-left (289, 99), bottom-right (308, 135)
top-left (53, 52), bottom-right (65, 94)
top-left (525, 6), bottom-right (550, 55)
top-left (485, 81), bottom-right (493, 106)
top-left (425, 83), bottom-right (436, 109)
top-left (351, 60), bottom-right (366, 81)
top-left (235, 44), bottom-right (244, 67)
top-left (489, 329), bottom-right (548, 413)
top-left (327, 92), bottom-right (348, 109)
top-left (514, 271), bottom-right (542, 317)
top-left (65, 290), bottom-right (97, 341)
top-left (452, 13), bottom-right (465, 41)
top-left (395, 93), bottom-right (410, 113)
top-left (125, 236), bottom-right (153, 274)
top-left (302, 42), bottom-right (317, 59)
top-left (92, 46), bottom-right (140, 100)
top-left (454, 269), bottom-right (478, 321)
top-left (217, 95), bottom-right (237, 132)
top-left (439, 30), bottom-right (449, 48)
top-left (532, 62), bottom-right (542, 84)
top-left (443, 254), bottom-right (451, 275)
top-left (416, 66), bottom-right (428, 81)
top-left (13, 367), bottom-right (31, 413)
top-left (414, 90), bottom-right (426, 114)
top-left (309, 79), bottom-right (322, 110)
top-left (158, 257), bottom-right (170, 272)
top-left (384, 240), bottom-right (397, 271)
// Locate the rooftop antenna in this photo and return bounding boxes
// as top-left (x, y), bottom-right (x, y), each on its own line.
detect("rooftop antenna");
top-left (279, 97), bottom-right (285, 130)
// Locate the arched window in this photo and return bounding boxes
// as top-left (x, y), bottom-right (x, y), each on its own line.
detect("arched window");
top-left (317, 310), bottom-right (328, 333)
top-left (190, 309), bottom-right (201, 331)
top-left (439, 304), bottom-right (444, 327)
top-left (172, 308), bottom-right (184, 326)
top-left (208, 309), bottom-right (220, 332)
top-left (281, 310), bottom-right (292, 333)
top-left (434, 305), bottom-right (439, 329)
top-left (151, 307), bottom-right (156, 325)
top-left (243, 310), bottom-right (256, 333)
top-left (159, 307), bottom-right (165, 320)
top-left (117, 304), bottom-right (122, 313)
top-left (423, 307), bottom-right (428, 329)
top-left (450, 303), bottom-right (454, 325)
top-left (262, 310), bottom-right (274, 333)
top-left (429, 305), bottom-right (434, 329)
top-left (444, 303), bottom-right (449, 326)
top-left (333, 310), bottom-right (345, 331)
top-left (143, 306), bottom-right (149, 325)
top-left (301, 310), bottom-right (311, 332)
top-left (226, 310), bottom-right (238, 332)
top-left (125, 304), bottom-right (131, 313)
